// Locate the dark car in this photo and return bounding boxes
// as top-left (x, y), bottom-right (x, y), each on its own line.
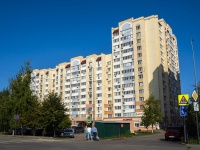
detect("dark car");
top-left (63, 128), bottom-right (74, 138)
top-left (165, 126), bottom-right (184, 141)
top-left (72, 126), bottom-right (84, 133)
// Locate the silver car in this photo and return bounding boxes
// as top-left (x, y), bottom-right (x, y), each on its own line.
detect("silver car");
top-left (63, 128), bottom-right (75, 138)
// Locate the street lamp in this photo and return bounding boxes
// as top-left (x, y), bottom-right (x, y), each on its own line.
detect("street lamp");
top-left (190, 38), bottom-right (200, 145)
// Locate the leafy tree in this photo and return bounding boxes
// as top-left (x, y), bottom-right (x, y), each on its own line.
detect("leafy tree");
top-left (9, 61), bottom-right (39, 131)
top-left (186, 81), bottom-right (200, 142)
top-left (40, 92), bottom-right (69, 137)
top-left (0, 89), bottom-right (11, 132)
top-left (141, 94), bottom-right (163, 133)
top-left (58, 115), bottom-right (71, 129)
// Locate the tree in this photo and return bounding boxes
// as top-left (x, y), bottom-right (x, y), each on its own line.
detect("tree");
top-left (141, 94), bottom-right (163, 133)
top-left (58, 115), bottom-right (71, 129)
top-left (0, 89), bottom-right (11, 132)
top-left (9, 61), bottom-right (39, 131)
top-left (40, 92), bottom-right (69, 137)
top-left (186, 81), bottom-right (200, 142)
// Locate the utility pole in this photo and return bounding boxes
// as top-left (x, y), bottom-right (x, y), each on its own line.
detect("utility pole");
top-left (190, 38), bottom-right (200, 145)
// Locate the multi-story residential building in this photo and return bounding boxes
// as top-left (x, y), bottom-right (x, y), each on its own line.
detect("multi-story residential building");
top-left (31, 15), bottom-right (181, 131)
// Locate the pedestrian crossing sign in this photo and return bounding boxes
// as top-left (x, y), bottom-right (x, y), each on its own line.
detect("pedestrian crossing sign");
top-left (178, 94), bottom-right (189, 106)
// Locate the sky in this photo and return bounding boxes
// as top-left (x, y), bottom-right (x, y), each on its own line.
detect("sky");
top-left (0, 0), bottom-right (199, 96)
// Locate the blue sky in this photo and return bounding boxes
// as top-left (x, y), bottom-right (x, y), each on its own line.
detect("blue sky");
top-left (0, 0), bottom-right (199, 96)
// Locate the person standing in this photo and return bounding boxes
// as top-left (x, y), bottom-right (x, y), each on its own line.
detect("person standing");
top-left (86, 126), bottom-right (92, 141)
top-left (91, 126), bottom-right (98, 141)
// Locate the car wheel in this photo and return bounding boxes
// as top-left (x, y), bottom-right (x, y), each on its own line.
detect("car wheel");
top-left (165, 137), bottom-right (168, 141)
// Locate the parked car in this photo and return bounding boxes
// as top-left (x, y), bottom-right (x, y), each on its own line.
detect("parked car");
top-left (63, 128), bottom-right (74, 138)
top-left (165, 126), bottom-right (184, 141)
top-left (72, 126), bottom-right (84, 133)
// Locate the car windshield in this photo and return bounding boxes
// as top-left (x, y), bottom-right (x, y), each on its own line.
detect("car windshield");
top-left (65, 129), bottom-right (73, 132)
top-left (167, 127), bottom-right (182, 130)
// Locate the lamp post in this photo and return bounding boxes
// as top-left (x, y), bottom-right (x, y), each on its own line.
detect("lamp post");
top-left (190, 38), bottom-right (200, 145)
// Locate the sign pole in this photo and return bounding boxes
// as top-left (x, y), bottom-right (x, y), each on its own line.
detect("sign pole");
top-left (184, 116), bottom-right (187, 143)
top-left (15, 120), bottom-right (16, 135)
top-left (191, 38), bottom-right (200, 145)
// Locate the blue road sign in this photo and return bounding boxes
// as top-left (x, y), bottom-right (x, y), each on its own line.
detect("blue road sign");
top-left (86, 115), bottom-right (91, 123)
top-left (14, 114), bottom-right (19, 120)
top-left (180, 106), bottom-right (188, 116)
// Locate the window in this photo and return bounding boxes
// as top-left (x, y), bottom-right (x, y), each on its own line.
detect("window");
top-left (139, 97), bottom-right (144, 101)
top-left (115, 106), bottom-right (121, 110)
top-left (97, 67), bottom-right (102, 71)
top-left (108, 100), bottom-right (112, 104)
top-left (97, 86), bottom-right (102, 90)
top-left (139, 82), bottom-right (143, 86)
top-left (114, 92), bottom-right (120, 96)
top-left (137, 46), bottom-right (142, 50)
top-left (82, 64), bottom-right (86, 67)
top-left (138, 60), bottom-right (142, 64)
top-left (115, 113), bottom-right (121, 117)
top-left (97, 93), bottom-right (102, 97)
top-left (136, 25), bottom-right (140, 30)
top-left (140, 105), bottom-right (144, 109)
top-left (134, 121), bottom-right (139, 127)
top-left (136, 32), bottom-right (141, 37)
top-left (137, 39), bottom-right (141, 43)
top-left (138, 74), bottom-right (143, 79)
top-left (108, 114), bottom-right (112, 118)
top-left (137, 53), bottom-right (142, 57)
top-left (138, 67), bottom-right (143, 72)
top-left (108, 94), bottom-right (112, 98)
top-left (113, 38), bottom-right (119, 43)
top-left (139, 89), bottom-right (144, 93)
top-left (115, 99), bottom-right (121, 102)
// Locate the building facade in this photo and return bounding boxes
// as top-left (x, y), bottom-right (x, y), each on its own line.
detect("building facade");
top-left (31, 15), bottom-right (181, 131)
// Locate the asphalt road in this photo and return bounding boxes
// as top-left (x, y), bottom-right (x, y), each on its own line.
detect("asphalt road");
top-left (0, 132), bottom-right (199, 150)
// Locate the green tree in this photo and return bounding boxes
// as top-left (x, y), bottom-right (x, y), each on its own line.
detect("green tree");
top-left (58, 115), bottom-right (71, 129)
top-left (40, 92), bottom-right (69, 137)
top-left (186, 81), bottom-right (200, 142)
top-left (141, 94), bottom-right (163, 133)
top-left (0, 89), bottom-right (11, 132)
top-left (9, 61), bottom-right (39, 131)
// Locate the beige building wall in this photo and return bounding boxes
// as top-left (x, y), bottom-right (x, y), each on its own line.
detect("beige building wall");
top-left (31, 15), bottom-right (181, 131)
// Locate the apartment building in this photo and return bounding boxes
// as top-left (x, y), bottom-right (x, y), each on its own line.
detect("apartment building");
top-left (31, 15), bottom-right (181, 130)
